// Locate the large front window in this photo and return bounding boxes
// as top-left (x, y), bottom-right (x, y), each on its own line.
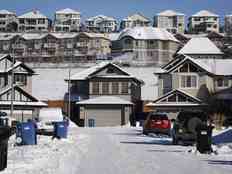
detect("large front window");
top-left (180, 75), bottom-right (197, 88)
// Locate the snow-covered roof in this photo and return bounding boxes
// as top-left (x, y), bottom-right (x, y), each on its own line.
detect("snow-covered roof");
top-left (107, 33), bottom-right (120, 41)
top-left (81, 32), bottom-right (109, 40)
top-left (0, 9), bottom-right (15, 15)
top-left (123, 13), bottom-right (150, 22)
top-left (21, 33), bottom-right (48, 40)
top-left (192, 10), bottom-right (219, 17)
top-left (0, 33), bottom-right (19, 40)
top-left (39, 108), bottom-right (63, 122)
top-left (56, 8), bottom-right (80, 14)
top-left (157, 10), bottom-right (185, 16)
top-left (76, 96), bottom-right (133, 105)
top-left (118, 27), bottom-right (179, 42)
top-left (178, 37), bottom-right (223, 55)
top-left (0, 101), bottom-right (47, 107)
top-left (51, 33), bottom-right (78, 39)
top-left (86, 15), bottom-right (116, 22)
top-left (18, 10), bottom-right (48, 19)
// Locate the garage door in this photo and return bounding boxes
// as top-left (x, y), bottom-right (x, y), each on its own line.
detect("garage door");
top-left (86, 109), bottom-right (121, 127)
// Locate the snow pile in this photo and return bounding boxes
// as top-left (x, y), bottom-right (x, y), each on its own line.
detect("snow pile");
top-left (2, 125), bottom-right (89, 174)
top-left (212, 127), bottom-right (232, 144)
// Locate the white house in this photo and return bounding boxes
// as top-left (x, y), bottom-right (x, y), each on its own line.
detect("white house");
top-left (154, 10), bottom-right (185, 34)
top-left (18, 10), bottom-right (50, 32)
top-left (54, 8), bottom-right (81, 32)
top-left (188, 10), bottom-right (219, 34)
top-left (0, 10), bottom-right (17, 32)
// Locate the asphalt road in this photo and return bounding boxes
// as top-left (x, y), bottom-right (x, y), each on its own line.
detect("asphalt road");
top-left (75, 127), bottom-right (232, 174)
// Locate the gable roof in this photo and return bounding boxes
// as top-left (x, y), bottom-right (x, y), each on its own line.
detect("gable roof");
top-left (56, 8), bottom-right (80, 14)
top-left (158, 54), bottom-right (232, 76)
top-left (177, 37), bottom-right (223, 55)
top-left (18, 10), bottom-right (48, 19)
top-left (146, 89), bottom-right (205, 107)
top-left (0, 10), bottom-right (15, 15)
top-left (68, 62), bottom-right (142, 83)
top-left (192, 10), bottom-right (219, 17)
top-left (157, 10), bottom-right (185, 16)
top-left (76, 96), bottom-right (133, 105)
top-left (123, 13), bottom-right (150, 22)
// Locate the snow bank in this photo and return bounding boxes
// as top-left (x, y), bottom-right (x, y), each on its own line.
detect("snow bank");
top-left (2, 126), bottom-right (89, 174)
top-left (212, 127), bottom-right (232, 144)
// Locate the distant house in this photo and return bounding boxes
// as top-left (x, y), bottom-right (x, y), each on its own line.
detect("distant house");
top-left (111, 27), bottom-right (180, 66)
top-left (0, 10), bottom-right (18, 32)
top-left (85, 15), bottom-right (117, 33)
top-left (18, 10), bottom-right (50, 32)
top-left (225, 14), bottom-right (232, 36)
top-left (154, 10), bottom-right (185, 34)
top-left (120, 13), bottom-right (150, 30)
top-left (54, 8), bottom-right (81, 32)
top-left (65, 62), bottom-right (143, 126)
top-left (188, 10), bottom-right (219, 34)
top-left (0, 54), bottom-right (47, 122)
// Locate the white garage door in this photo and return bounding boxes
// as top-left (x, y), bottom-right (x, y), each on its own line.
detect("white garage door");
top-left (86, 109), bottom-right (121, 127)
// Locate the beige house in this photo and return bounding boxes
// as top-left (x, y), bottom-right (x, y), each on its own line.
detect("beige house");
top-left (120, 13), bottom-right (150, 30)
top-left (54, 8), bottom-right (81, 32)
top-left (154, 10), bottom-right (185, 34)
top-left (0, 10), bottom-right (17, 32)
top-left (111, 27), bottom-right (180, 66)
top-left (188, 10), bottom-right (219, 34)
top-left (147, 54), bottom-right (232, 112)
top-left (18, 10), bottom-right (50, 32)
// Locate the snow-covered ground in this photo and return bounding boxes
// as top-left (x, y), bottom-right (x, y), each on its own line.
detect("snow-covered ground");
top-left (32, 67), bottom-right (158, 101)
top-left (2, 126), bottom-right (232, 174)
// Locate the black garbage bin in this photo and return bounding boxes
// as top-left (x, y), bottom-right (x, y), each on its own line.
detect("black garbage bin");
top-left (0, 126), bottom-right (11, 171)
top-left (196, 124), bottom-right (213, 154)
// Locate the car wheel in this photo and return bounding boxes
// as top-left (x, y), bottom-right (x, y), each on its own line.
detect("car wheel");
top-left (143, 130), bottom-right (148, 135)
top-left (187, 117), bottom-right (203, 134)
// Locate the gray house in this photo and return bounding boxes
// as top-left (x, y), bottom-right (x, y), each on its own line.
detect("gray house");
top-left (65, 62), bottom-right (142, 126)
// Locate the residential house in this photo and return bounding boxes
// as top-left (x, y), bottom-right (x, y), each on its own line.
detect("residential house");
top-left (65, 62), bottom-right (143, 126)
top-left (154, 10), bottom-right (185, 34)
top-left (225, 14), bottom-right (232, 36)
top-left (0, 10), bottom-right (17, 32)
top-left (188, 10), bottom-right (219, 34)
top-left (146, 54), bottom-right (232, 114)
top-left (0, 32), bottom-right (111, 63)
top-left (0, 54), bottom-right (47, 122)
top-left (177, 37), bottom-right (223, 59)
top-left (111, 27), bottom-right (180, 66)
top-left (18, 10), bottom-right (50, 32)
top-left (120, 13), bottom-right (150, 30)
top-left (54, 8), bottom-right (81, 32)
top-left (85, 15), bottom-right (117, 33)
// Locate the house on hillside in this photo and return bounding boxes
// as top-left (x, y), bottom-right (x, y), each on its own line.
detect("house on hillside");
top-left (64, 62), bottom-right (143, 127)
top-left (111, 27), bottom-right (180, 66)
top-left (0, 54), bottom-right (47, 122)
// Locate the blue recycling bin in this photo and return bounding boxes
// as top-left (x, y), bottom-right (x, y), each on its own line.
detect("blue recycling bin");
top-left (53, 121), bottom-right (68, 139)
top-left (16, 122), bottom-right (37, 145)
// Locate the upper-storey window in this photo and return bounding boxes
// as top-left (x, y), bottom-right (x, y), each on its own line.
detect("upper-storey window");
top-left (216, 78), bottom-right (229, 88)
top-left (121, 82), bottom-right (129, 94)
top-left (112, 82), bottom-right (119, 94)
top-left (180, 75), bottom-right (197, 89)
top-left (14, 74), bottom-right (27, 86)
top-left (102, 82), bottom-right (109, 94)
top-left (92, 82), bottom-right (100, 94)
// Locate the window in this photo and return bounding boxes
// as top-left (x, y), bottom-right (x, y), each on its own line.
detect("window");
top-left (112, 82), bottom-right (119, 94)
top-left (180, 75), bottom-right (197, 88)
top-left (121, 82), bottom-right (129, 94)
top-left (38, 19), bottom-right (45, 24)
top-left (125, 38), bottom-right (132, 45)
top-left (162, 41), bottom-right (169, 50)
top-left (216, 78), bottom-right (229, 88)
top-left (102, 82), bottom-right (109, 94)
top-left (14, 74), bottom-right (27, 86)
top-left (92, 82), bottom-right (99, 94)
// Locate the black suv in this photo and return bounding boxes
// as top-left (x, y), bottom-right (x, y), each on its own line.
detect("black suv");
top-left (172, 111), bottom-right (208, 145)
